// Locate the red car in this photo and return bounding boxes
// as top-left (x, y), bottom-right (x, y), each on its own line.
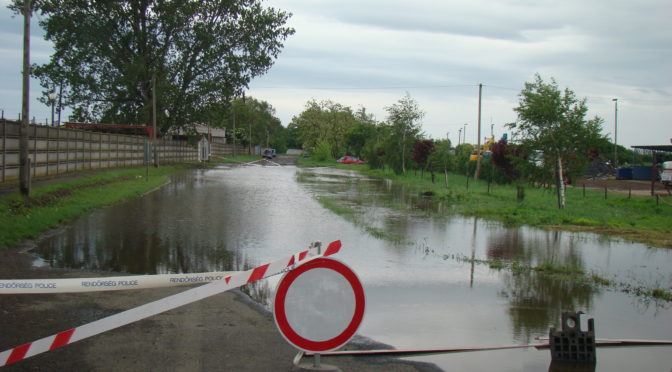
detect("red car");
top-left (337, 156), bottom-right (367, 164)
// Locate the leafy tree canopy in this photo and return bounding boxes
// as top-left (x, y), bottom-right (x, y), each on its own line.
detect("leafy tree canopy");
top-left (384, 92), bottom-right (425, 174)
top-left (491, 138), bottom-right (522, 181)
top-left (507, 74), bottom-right (605, 207)
top-left (412, 139), bottom-right (434, 170)
top-left (288, 99), bottom-right (360, 157)
top-left (15, 0), bottom-right (294, 130)
top-left (213, 96), bottom-right (283, 147)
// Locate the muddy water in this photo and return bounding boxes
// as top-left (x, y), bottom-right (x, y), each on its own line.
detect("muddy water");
top-left (34, 165), bottom-right (672, 371)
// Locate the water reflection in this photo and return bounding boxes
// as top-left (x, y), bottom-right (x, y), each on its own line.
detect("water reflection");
top-left (486, 228), bottom-right (587, 269)
top-left (501, 272), bottom-right (597, 343)
top-left (484, 224), bottom-right (599, 341)
top-left (486, 228), bottom-right (527, 260)
top-left (30, 166), bottom-right (672, 371)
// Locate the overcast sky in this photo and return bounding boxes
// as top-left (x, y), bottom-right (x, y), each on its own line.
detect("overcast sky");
top-left (1, 0), bottom-right (670, 148)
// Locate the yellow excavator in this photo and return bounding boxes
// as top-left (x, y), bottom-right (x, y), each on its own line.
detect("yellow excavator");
top-left (469, 136), bottom-right (496, 161)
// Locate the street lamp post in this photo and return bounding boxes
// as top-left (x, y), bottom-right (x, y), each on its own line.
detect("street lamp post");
top-left (612, 98), bottom-right (618, 168)
top-left (463, 123), bottom-right (468, 144)
top-left (48, 92), bottom-right (56, 126)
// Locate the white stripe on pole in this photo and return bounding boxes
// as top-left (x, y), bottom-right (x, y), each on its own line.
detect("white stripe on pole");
top-left (0, 240), bottom-right (342, 367)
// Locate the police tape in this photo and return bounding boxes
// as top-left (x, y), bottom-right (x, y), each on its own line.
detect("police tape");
top-left (0, 271), bottom-right (240, 294)
top-left (0, 240), bottom-right (342, 367)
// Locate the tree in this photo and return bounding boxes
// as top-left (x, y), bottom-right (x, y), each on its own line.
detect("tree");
top-left (288, 100), bottom-right (359, 157)
top-left (361, 123), bottom-right (389, 170)
top-left (215, 96), bottom-right (283, 149)
top-left (454, 143), bottom-right (474, 176)
top-left (19, 0), bottom-right (294, 130)
top-left (344, 107), bottom-right (377, 157)
top-left (384, 92), bottom-right (425, 174)
top-left (412, 139), bottom-right (434, 177)
top-left (427, 139), bottom-right (454, 186)
top-left (491, 138), bottom-right (528, 201)
top-left (508, 74), bottom-right (604, 208)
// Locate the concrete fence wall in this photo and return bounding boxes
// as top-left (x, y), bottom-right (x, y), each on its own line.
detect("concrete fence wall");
top-left (0, 120), bottom-right (246, 184)
top-left (210, 141), bottom-right (247, 158)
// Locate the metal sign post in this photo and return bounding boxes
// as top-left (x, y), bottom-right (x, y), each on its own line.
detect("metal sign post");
top-left (144, 141), bottom-right (152, 180)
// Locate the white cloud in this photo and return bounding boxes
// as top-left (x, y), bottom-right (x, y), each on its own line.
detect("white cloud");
top-left (247, 0), bottom-right (671, 147)
top-left (0, 0), bottom-right (669, 147)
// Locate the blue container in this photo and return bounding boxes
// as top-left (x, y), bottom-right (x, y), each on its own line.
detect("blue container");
top-left (616, 167), bottom-right (632, 180)
top-left (632, 166), bottom-right (652, 180)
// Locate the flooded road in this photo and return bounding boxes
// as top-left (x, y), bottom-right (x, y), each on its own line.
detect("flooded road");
top-left (34, 165), bottom-right (672, 371)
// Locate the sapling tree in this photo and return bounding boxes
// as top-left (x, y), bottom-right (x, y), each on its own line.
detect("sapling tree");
top-left (384, 92), bottom-right (425, 174)
top-left (508, 74), bottom-right (604, 209)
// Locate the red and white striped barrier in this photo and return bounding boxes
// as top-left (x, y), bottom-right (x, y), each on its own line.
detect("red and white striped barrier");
top-left (0, 271), bottom-right (241, 294)
top-left (0, 240), bottom-right (342, 367)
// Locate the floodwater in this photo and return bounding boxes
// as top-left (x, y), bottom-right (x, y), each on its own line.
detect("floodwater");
top-left (34, 165), bottom-right (672, 371)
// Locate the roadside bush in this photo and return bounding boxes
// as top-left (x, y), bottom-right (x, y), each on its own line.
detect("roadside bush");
top-left (312, 140), bottom-right (334, 162)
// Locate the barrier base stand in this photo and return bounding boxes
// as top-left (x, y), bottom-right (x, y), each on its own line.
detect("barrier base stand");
top-left (293, 352), bottom-right (341, 372)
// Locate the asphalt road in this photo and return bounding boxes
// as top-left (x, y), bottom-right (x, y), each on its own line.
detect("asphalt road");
top-left (0, 245), bottom-right (438, 371)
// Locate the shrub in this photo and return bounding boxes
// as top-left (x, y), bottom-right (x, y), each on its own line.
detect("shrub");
top-left (312, 140), bottom-right (334, 162)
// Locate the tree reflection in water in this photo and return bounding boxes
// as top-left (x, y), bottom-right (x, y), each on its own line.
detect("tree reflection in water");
top-left (501, 271), bottom-right (597, 343)
top-left (487, 228), bottom-right (600, 343)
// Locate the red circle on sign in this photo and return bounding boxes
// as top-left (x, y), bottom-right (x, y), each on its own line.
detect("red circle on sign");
top-left (273, 257), bottom-right (365, 352)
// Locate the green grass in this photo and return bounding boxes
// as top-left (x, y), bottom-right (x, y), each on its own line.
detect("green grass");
top-left (534, 260), bottom-right (584, 275)
top-left (317, 196), bottom-right (357, 218)
top-left (0, 166), bottom-right (186, 250)
top-left (296, 157), bottom-right (333, 167)
top-left (652, 288), bottom-right (672, 301)
top-left (296, 157), bottom-right (371, 171)
top-left (358, 167), bottom-right (672, 248)
top-left (316, 195), bottom-right (403, 242)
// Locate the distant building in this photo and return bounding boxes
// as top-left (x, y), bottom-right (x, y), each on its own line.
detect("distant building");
top-left (65, 122), bottom-right (156, 137)
top-left (168, 123), bottom-right (227, 143)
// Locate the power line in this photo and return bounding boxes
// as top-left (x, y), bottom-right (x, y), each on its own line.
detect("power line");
top-left (250, 84), bottom-right (480, 91)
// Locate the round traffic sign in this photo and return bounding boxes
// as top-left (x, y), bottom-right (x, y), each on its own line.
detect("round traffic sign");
top-left (273, 257), bottom-right (365, 352)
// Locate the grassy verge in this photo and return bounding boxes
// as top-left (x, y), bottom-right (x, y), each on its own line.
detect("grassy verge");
top-left (316, 196), bottom-right (403, 242)
top-left (448, 254), bottom-right (672, 302)
top-left (296, 157), bottom-right (333, 167)
top-left (296, 157), bottom-right (371, 171)
top-left (359, 168), bottom-right (672, 248)
top-left (0, 165), bottom-right (190, 250)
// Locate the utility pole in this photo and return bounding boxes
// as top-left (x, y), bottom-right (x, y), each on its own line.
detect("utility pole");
top-left (232, 97), bottom-right (237, 157)
top-left (57, 81), bottom-right (63, 126)
top-left (244, 93), bottom-right (251, 155)
top-left (474, 83), bottom-right (483, 180)
top-left (19, 0), bottom-right (31, 196)
top-left (49, 90), bottom-right (56, 126)
top-left (152, 74), bottom-right (159, 167)
top-left (612, 98), bottom-right (618, 168)
top-left (457, 128), bottom-right (462, 146)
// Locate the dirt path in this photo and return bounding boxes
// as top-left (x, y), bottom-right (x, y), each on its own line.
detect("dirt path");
top-left (270, 155), bottom-right (299, 166)
top-left (0, 244), bottom-right (437, 371)
top-left (575, 177), bottom-right (670, 196)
